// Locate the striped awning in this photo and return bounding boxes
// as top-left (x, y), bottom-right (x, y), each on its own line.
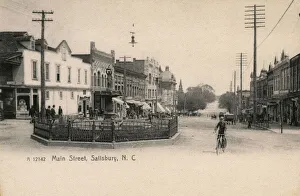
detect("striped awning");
top-left (112, 97), bottom-right (129, 108)
top-left (157, 103), bottom-right (166, 113)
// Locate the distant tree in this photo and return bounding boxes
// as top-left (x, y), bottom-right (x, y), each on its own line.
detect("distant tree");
top-left (218, 92), bottom-right (236, 113)
top-left (180, 83), bottom-right (216, 111)
top-left (176, 92), bottom-right (185, 111)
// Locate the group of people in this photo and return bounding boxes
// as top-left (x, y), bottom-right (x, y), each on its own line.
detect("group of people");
top-left (28, 105), bottom-right (63, 123)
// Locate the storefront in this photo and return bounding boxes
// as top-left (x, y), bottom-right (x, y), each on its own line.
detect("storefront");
top-left (78, 96), bottom-right (91, 117)
top-left (0, 87), bottom-right (15, 118)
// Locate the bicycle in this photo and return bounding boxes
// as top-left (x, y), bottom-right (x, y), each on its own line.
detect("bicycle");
top-left (215, 133), bottom-right (227, 155)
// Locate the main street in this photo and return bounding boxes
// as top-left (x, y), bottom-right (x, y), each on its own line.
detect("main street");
top-left (1, 105), bottom-right (300, 195)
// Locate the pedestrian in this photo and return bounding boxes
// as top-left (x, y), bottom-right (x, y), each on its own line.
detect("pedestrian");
top-left (89, 107), bottom-right (94, 119)
top-left (46, 106), bottom-right (51, 121)
top-left (58, 106), bottom-right (63, 116)
top-left (29, 105), bottom-right (35, 123)
top-left (247, 114), bottom-right (253, 128)
top-left (148, 111), bottom-right (153, 123)
top-left (50, 105), bottom-right (56, 123)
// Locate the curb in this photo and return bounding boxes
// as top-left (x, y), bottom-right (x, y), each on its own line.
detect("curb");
top-left (30, 132), bottom-right (181, 149)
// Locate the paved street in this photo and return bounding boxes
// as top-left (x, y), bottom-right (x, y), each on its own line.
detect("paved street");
top-left (1, 115), bottom-right (300, 196)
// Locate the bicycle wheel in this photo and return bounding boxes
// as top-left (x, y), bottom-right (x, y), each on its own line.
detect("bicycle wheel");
top-left (216, 139), bottom-right (221, 155)
top-left (221, 137), bottom-right (227, 152)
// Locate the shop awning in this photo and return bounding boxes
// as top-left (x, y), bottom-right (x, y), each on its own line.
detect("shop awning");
top-left (126, 99), bottom-right (144, 106)
top-left (157, 102), bottom-right (166, 113)
top-left (141, 102), bottom-right (151, 110)
top-left (164, 107), bottom-right (171, 114)
top-left (112, 97), bottom-right (129, 108)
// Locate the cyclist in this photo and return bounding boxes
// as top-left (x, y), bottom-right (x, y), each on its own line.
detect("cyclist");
top-left (214, 116), bottom-right (227, 150)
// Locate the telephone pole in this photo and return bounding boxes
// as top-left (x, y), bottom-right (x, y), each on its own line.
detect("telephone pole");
top-left (245, 4), bottom-right (265, 124)
top-left (236, 53), bottom-right (247, 117)
top-left (233, 70), bottom-right (237, 122)
top-left (32, 10), bottom-right (53, 120)
top-left (119, 56), bottom-right (131, 103)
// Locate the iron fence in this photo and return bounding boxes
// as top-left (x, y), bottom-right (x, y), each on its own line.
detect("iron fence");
top-left (33, 116), bottom-right (178, 143)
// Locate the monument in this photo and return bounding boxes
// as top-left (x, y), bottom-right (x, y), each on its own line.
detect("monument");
top-left (103, 65), bottom-right (122, 120)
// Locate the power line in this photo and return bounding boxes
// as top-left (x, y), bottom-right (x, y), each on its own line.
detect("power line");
top-left (0, 5), bottom-right (31, 17)
top-left (258, 0), bottom-right (295, 48)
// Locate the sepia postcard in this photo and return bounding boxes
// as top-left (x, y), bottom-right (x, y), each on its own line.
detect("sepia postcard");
top-left (1, 0), bottom-right (300, 195)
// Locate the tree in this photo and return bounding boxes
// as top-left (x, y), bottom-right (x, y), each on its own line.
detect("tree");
top-left (218, 92), bottom-right (236, 113)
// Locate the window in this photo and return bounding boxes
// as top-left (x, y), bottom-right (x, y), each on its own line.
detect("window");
top-left (102, 75), bottom-right (104, 87)
top-left (32, 60), bottom-right (38, 80)
top-left (56, 65), bottom-right (61, 82)
top-left (148, 74), bottom-right (152, 84)
top-left (97, 71), bottom-right (100, 86)
top-left (84, 70), bottom-right (87, 84)
top-left (68, 67), bottom-right (71, 83)
top-left (62, 46), bottom-right (66, 61)
top-left (59, 91), bottom-right (63, 100)
top-left (93, 73), bottom-right (96, 86)
top-left (46, 91), bottom-right (49, 99)
top-left (45, 63), bottom-right (50, 81)
top-left (77, 69), bottom-right (81, 84)
top-left (83, 90), bottom-right (86, 95)
top-left (71, 92), bottom-right (74, 99)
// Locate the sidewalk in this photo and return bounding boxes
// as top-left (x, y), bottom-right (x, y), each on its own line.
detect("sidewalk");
top-left (268, 123), bottom-right (300, 134)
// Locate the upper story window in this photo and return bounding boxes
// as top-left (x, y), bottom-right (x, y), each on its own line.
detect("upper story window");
top-left (68, 67), bottom-right (71, 83)
top-left (62, 46), bottom-right (66, 61)
top-left (32, 60), bottom-right (38, 80)
top-left (45, 63), bottom-right (50, 81)
top-left (93, 73), bottom-right (96, 86)
top-left (148, 74), bottom-right (152, 84)
top-left (56, 64), bottom-right (61, 82)
top-left (84, 70), bottom-right (88, 85)
top-left (71, 92), bottom-right (74, 99)
top-left (77, 69), bottom-right (81, 84)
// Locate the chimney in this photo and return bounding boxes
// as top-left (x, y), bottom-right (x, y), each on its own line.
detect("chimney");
top-left (90, 41), bottom-right (95, 52)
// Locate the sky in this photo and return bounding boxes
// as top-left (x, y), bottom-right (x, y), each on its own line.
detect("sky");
top-left (1, 0), bottom-right (300, 95)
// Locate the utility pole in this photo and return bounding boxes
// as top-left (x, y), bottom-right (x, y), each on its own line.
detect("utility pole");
top-left (245, 4), bottom-right (265, 124)
top-left (119, 56), bottom-right (131, 103)
top-left (233, 70), bottom-right (237, 122)
top-left (236, 53), bottom-right (247, 118)
top-left (155, 77), bottom-right (159, 113)
top-left (32, 10), bottom-right (53, 120)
